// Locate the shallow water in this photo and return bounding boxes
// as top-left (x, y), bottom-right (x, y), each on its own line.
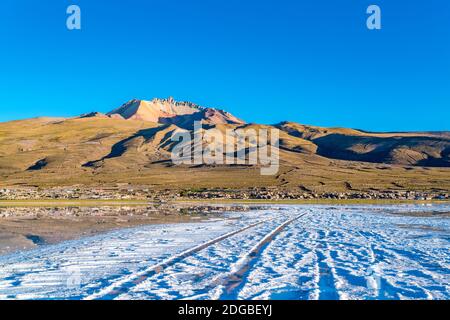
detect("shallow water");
top-left (24, 235), bottom-right (46, 246)
top-left (0, 204), bottom-right (448, 300)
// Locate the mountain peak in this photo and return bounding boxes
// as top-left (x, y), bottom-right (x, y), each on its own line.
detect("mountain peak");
top-left (106, 97), bottom-right (245, 128)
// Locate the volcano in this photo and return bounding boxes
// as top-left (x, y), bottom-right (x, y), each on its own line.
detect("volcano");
top-left (106, 97), bottom-right (245, 129)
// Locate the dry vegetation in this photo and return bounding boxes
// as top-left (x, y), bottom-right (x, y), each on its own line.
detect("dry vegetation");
top-left (0, 116), bottom-right (449, 193)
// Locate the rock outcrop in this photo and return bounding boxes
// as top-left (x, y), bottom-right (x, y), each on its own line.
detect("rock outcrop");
top-left (107, 97), bottom-right (245, 129)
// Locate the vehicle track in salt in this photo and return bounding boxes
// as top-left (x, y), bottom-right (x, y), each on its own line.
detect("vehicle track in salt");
top-left (88, 211), bottom-right (309, 300)
top-left (211, 211), bottom-right (310, 300)
top-left (1, 205), bottom-right (448, 300)
top-left (86, 217), bottom-right (273, 300)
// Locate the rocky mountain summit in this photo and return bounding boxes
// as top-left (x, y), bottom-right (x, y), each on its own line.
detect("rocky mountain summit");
top-left (104, 97), bottom-right (245, 129)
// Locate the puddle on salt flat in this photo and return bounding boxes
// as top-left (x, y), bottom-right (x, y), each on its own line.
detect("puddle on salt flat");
top-left (25, 234), bottom-right (47, 246)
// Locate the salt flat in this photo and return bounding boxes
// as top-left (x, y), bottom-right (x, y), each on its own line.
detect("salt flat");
top-left (0, 205), bottom-right (448, 300)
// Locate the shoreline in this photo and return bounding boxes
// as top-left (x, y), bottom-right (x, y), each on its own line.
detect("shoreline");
top-left (0, 198), bottom-right (449, 207)
top-left (1, 201), bottom-right (448, 257)
top-left (0, 205), bottom-right (233, 256)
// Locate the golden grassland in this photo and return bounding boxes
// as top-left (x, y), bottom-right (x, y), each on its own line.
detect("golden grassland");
top-left (0, 117), bottom-right (449, 193)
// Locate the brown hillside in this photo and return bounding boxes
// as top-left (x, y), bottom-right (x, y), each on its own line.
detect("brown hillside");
top-left (0, 98), bottom-right (448, 192)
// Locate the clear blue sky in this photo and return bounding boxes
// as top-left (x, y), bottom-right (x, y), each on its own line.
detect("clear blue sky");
top-left (0, 0), bottom-right (449, 131)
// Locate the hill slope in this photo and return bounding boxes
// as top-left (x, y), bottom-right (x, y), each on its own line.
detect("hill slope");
top-left (276, 122), bottom-right (450, 167)
top-left (0, 98), bottom-right (449, 193)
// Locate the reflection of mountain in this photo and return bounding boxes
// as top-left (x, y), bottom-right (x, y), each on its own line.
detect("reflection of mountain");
top-left (0, 97), bottom-right (449, 192)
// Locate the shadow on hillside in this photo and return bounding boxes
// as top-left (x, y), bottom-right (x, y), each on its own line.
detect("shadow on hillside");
top-left (82, 126), bottom-right (171, 167)
top-left (27, 158), bottom-right (48, 171)
top-left (313, 134), bottom-right (450, 167)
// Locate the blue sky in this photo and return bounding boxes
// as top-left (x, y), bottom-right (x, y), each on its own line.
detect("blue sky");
top-left (0, 0), bottom-right (449, 131)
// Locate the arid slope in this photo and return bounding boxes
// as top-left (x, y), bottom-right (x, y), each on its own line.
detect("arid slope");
top-left (0, 111), bottom-right (449, 193)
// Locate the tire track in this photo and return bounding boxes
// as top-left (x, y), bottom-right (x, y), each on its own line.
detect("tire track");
top-left (213, 211), bottom-right (310, 300)
top-left (85, 217), bottom-right (273, 300)
top-left (315, 231), bottom-right (341, 300)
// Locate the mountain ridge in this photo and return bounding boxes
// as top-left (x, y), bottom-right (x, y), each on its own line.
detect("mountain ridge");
top-left (104, 97), bottom-right (245, 129)
top-left (0, 97), bottom-right (448, 192)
